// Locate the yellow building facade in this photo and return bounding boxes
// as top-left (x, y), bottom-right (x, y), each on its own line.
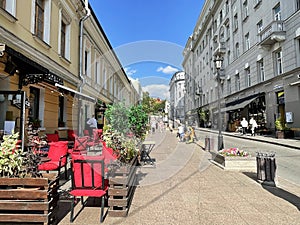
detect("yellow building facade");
top-left (0, 0), bottom-right (137, 144)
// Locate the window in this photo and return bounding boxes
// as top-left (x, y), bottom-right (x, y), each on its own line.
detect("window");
top-left (297, 0), bottom-right (300, 11)
top-left (235, 73), bottom-right (240, 91)
top-left (275, 50), bottom-right (283, 75)
top-left (245, 33), bottom-right (250, 50)
top-left (274, 4), bottom-right (281, 21)
top-left (59, 11), bottom-right (71, 60)
top-left (227, 78), bottom-right (231, 94)
top-left (257, 20), bottom-right (263, 33)
top-left (227, 50), bottom-right (231, 64)
top-left (225, 1), bottom-right (229, 15)
top-left (245, 68), bottom-right (251, 87)
top-left (60, 22), bottom-right (66, 58)
top-left (95, 60), bottom-right (100, 84)
top-left (297, 38), bottom-right (300, 67)
top-left (0, 0), bottom-right (5, 9)
top-left (35, 0), bottom-right (45, 40)
top-left (225, 23), bottom-right (230, 40)
top-left (0, 0), bottom-right (16, 16)
top-left (32, 0), bottom-right (50, 44)
top-left (84, 49), bottom-right (91, 77)
top-left (235, 43), bottom-right (240, 59)
top-left (257, 60), bottom-right (265, 82)
top-left (234, 14), bottom-right (238, 31)
top-left (103, 67), bottom-right (107, 89)
top-left (243, 0), bottom-right (249, 20)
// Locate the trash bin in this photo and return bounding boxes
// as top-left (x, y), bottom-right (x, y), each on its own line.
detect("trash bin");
top-left (256, 152), bottom-right (276, 186)
top-left (205, 137), bottom-right (212, 151)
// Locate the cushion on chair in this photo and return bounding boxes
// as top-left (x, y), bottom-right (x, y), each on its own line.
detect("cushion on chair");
top-left (47, 141), bottom-right (68, 163)
top-left (46, 133), bottom-right (60, 142)
top-left (38, 161), bottom-right (60, 170)
top-left (69, 189), bottom-right (106, 197)
top-left (71, 154), bottom-right (106, 189)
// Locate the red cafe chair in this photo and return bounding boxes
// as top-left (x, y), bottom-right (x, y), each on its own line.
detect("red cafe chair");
top-left (38, 141), bottom-right (68, 179)
top-left (71, 136), bottom-right (89, 155)
top-left (69, 154), bottom-right (108, 223)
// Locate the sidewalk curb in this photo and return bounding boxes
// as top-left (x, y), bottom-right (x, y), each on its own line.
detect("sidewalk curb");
top-left (195, 128), bottom-right (300, 150)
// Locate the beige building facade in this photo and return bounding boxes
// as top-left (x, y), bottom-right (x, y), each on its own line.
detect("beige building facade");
top-left (0, 0), bottom-right (137, 144)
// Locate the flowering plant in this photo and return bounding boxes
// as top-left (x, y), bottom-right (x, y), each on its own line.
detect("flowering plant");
top-left (218, 148), bottom-right (250, 157)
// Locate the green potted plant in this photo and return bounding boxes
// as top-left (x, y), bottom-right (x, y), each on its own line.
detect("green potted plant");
top-left (0, 131), bottom-right (43, 178)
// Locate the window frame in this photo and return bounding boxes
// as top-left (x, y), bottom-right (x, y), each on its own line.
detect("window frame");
top-left (273, 4), bottom-right (281, 21)
top-left (257, 59), bottom-right (265, 82)
top-left (275, 50), bottom-right (283, 75)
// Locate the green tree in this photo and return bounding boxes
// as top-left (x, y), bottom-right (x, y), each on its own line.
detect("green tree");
top-left (128, 104), bottom-right (148, 140)
top-left (104, 102), bottom-right (129, 135)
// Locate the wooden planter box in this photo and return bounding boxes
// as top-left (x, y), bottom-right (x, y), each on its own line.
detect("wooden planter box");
top-left (0, 173), bottom-right (59, 225)
top-left (108, 156), bottom-right (139, 217)
top-left (211, 152), bottom-right (256, 172)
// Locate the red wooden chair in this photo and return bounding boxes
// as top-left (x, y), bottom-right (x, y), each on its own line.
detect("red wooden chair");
top-left (71, 136), bottom-right (89, 155)
top-left (87, 129), bottom-right (103, 150)
top-left (38, 141), bottom-right (68, 179)
top-left (69, 154), bottom-right (108, 223)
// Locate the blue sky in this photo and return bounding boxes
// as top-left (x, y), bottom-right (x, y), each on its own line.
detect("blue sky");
top-left (89, 0), bottom-right (204, 99)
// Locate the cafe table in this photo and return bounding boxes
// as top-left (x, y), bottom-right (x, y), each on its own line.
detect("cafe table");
top-left (140, 140), bottom-right (156, 166)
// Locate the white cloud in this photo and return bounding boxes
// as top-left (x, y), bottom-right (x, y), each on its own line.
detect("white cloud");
top-left (156, 65), bottom-right (179, 75)
top-left (124, 67), bottom-right (137, 76)
top-left (143, 84), bottom-right (170, 100)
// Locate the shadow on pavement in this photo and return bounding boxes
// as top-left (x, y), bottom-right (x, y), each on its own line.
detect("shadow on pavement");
top-left (262, 185), bottom-right (300, 211)
top-left (243, 172), bottom-right (300, 211)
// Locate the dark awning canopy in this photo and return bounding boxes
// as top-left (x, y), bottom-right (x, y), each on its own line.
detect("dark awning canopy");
top-left (6, 46), bottom-right (63, 88)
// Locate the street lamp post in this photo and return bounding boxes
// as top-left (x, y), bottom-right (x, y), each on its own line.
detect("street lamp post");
top-left (214, 56), bottom-right (224, 150)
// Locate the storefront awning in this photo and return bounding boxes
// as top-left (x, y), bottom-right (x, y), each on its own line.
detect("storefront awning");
top-left (55, 83), bottom-right (96, 102)
top-left (225, 98), bottom-right (257, 112)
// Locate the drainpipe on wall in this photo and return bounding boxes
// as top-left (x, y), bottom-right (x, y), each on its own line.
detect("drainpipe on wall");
top-left (78, 0), bottom-right (90, 134)
top-left (79, 0), bottom-right (91, 93)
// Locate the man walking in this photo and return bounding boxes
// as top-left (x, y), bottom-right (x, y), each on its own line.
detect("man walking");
top-left (86, 115), bottom-right (97, 136)
top-left (241, 117), bottom-right (248, 135)
top-left (249, 117), bottom-right (258, 136)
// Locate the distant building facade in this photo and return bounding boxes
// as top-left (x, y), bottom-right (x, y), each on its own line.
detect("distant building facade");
top-left (169, 71), bottom-right (185, 127)
top-left (183, 0), bottom-right (300, 137)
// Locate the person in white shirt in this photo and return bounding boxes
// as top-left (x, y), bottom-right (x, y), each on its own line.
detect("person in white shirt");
top-left (86, 115), bottom-right (97, 136)
top-left (240, 118), bottom-right (248, 135)
top-left (177, 124), bottom-right (185, 141)
top-left (249, 117), bottom-right (258, 136)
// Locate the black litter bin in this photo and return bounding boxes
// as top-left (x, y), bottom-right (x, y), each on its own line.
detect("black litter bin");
top-left (256, 152), bottom-right (276, 186)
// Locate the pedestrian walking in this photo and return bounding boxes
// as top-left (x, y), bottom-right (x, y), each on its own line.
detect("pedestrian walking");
top-left (177, 124), bottom-right (185, 142)
top-left (86, 115), bottom-right (97, 136)
top-left (150, 120), bottom-right (156, 133)
top-left (249, 117), bottom-right (258, 136)
top-left (241, 117), bottom-right (248, 135)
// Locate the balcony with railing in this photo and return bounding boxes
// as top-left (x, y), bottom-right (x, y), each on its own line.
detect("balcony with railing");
top-left (213, 42), bottom-right (226, 56)
top-left (259, 20), bottom-right (286, 46)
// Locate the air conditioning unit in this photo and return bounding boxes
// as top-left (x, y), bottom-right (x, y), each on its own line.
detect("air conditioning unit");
top-left (297, 74), bottom-right (300, 79)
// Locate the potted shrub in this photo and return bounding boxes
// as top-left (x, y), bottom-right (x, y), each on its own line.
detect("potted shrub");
top-left (0, 129), bottom-right (58, 224)
top-left (275, 118), bottom-right (294, 139)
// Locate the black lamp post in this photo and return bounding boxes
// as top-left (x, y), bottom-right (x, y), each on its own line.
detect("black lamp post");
top-left (214, 55), bottom-right (224, 150)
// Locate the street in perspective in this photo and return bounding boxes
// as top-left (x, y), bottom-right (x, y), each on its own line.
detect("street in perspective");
top-left (1, 0), bottom-right (300, 225)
